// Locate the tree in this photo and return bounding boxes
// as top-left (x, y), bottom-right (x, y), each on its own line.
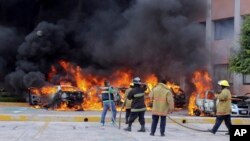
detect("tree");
top-left (229, 15), bottom-right (250, 74)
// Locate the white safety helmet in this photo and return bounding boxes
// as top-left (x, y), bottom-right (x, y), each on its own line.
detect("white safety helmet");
top-left (133, 77), bottom-right (141, 84)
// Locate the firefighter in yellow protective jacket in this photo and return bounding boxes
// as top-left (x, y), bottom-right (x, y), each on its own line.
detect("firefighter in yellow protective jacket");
top-left (149, 79), bottom-right (174, 136)
top-left (209, 80), bottom-right (232, 135)
top-left (123, 83), bottom-right (134, 124)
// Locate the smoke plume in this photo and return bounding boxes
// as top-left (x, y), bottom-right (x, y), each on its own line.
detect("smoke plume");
top-left (0, 0), bottom-right (207, 98)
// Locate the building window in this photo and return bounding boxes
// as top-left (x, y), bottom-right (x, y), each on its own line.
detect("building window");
top-left (243, 74), bottom-right (250, 85)
top-left (213, 64), bottom-right (233, 85)
top-left (214, 18), bottom-right (234, 40)
top-left (200, 22), bottom-right (206, 27)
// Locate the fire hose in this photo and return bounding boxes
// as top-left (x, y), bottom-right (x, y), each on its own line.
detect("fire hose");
top-left (118, 108), bottom-right (227, 132)
top-left (166, 115), bottom-right (227, 132)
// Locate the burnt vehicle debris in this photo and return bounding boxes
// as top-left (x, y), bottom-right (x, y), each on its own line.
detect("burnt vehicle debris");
top-left (28, 85), bottom-right (84, 111)
top-left (170, 86), bottom-right (186, 108)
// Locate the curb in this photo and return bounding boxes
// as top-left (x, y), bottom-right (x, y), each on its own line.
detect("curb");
top-left (1, 114), bottom-right (250, 124)
top-left (0, 102), bottom-right (29, 107)
top-left (0, 114), bottom-right (97, 122)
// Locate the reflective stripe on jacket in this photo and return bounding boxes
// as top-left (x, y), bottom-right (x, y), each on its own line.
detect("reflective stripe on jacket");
top-left (216, 88), bottom-right (232, 115)
top-left (150, 83), bottom-right (174, 116)
top-left (100, 86), bottom-right (115, 101)
top-left (127, 86), bottom-right (146, 112)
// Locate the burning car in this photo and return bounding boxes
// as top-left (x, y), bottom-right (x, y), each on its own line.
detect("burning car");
top-left (194, 90), bottom-right (216, 116)
top-left (194, 90), bottom-right (250, 117)
top-left (170, 86), bottom-right (186, 108)
top-left (28, 85), bottom-right (84, 111)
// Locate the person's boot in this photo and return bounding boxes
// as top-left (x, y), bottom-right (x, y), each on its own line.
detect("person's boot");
top-left (137, 125), bottom-right (145, 132)
top-left (125, 119), bottom-right (128, 124)
top-left (208, 129), bottom-right (215, 134)
top-left (124, 125), bottom-right (131, 131)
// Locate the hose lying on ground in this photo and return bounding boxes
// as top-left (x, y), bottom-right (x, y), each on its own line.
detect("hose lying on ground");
top-left (167, 115), bottom-right (227, 132)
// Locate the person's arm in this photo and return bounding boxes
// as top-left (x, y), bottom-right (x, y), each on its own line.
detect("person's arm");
top-left (109, 87), bottom-right (115, 94)
top-left (228, 97), bottom-right (242, 101)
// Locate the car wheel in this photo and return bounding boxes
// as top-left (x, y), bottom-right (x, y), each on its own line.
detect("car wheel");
top-left (194, 109), bottom-right (201, 116)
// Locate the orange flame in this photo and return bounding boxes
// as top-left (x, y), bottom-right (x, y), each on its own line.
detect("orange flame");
top-left (188, 70), bottom-right (212, 115)
top-left (31, 60), bottom-right (188, 111)
top-left (30, 86), bottom-right (58, 95)
top-left (145, 74), bottom-right (158, 91)
top-left (166, 82), bottom-right (182, 94)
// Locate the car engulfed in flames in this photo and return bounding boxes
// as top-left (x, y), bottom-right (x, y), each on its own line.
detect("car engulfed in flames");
top-left (28, 85), bottom-right (84, 111)
top-left (24, 60), bottom-right (200, 111)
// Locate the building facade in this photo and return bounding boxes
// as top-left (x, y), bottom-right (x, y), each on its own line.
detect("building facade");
top-left (206, 0), bottom-right (250, 95)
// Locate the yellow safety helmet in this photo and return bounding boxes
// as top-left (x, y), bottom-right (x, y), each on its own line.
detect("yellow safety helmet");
top-left (218, 80), bottom-right (230, 87)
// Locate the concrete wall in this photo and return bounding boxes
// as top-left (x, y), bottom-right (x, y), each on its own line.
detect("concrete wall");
top-left (241, 0), bottom-right (250, 15)
top-left (211, 39), bottom-right (232, 64)
top-left (212, 0), bottom-right (234, 20)
top-left (233, 74), bottom-right (250, 95)
top-left (211, 0), bottom-right (250, 20)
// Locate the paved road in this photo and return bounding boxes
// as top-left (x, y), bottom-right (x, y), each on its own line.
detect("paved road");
top-left (0, 121), bottom-right (229, 141)
top-left (0, 103), bottom-right (248, 141)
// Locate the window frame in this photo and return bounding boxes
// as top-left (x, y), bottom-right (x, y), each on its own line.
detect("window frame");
top-left (243, 74), bottom-right (250, 85)
top-left (214, 18), bottom-right (234, 40)
top-left (213, 64), bottom-right (233, 84)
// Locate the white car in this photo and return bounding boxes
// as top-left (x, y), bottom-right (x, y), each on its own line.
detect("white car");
top-left (231, 94), bottom-right (250, 117)
top-left (194, 90), bottom-right (216, 116)
top-left (195, 91), bottom-right (250, 117)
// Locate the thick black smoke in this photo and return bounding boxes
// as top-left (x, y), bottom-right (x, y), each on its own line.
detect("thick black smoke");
top-left (0, 0), bottom-right (207, 98)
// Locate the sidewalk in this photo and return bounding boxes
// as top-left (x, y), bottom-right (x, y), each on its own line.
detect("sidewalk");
top-left (0, 103), bottom-right (250, 124)
top-left (0, 121), bottom-right (230, 141)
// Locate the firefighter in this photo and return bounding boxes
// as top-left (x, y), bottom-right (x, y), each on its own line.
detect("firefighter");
top-left (149, 79), bottom-right (174, 136)
top-left (122, 82), bottom-right (134, 124)
top-left (209, 80), bottom-right (232, 135)
top-left (100, 80), bottom-right (117, 126)
top-left (124, 77), bottom-right (147, 132)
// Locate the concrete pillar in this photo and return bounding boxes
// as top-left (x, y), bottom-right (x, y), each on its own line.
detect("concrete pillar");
top-left (232, 0), bottom-right (242, 95)
top-left (206, 0), bottom-right (214, 78)
top-left (234, 0), bottom-right (241, 39)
